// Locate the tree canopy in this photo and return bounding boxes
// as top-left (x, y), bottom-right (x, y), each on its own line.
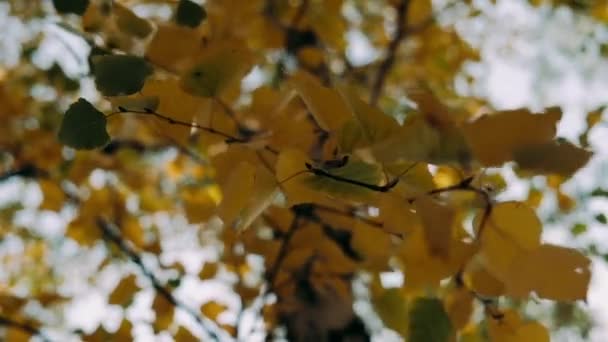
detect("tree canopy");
top-left (1, 0), bottom-right (607, 341)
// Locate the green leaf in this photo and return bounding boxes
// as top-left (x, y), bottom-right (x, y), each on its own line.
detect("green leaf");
top-left (92, 55), bottom-right (153, 96)
top-left (408, 297), bottom-right (452, 342)
top-left (591, 188), bottom-right (608, 197)
top-left (52, 0), bottom-right (89, 15)
top-left (176, 0), bottom-right (207, 28)
top-left (570, 223), bottom-right (587, 236)
top-left (58, 98), bottom-right (110, 149)
top-left (596, 213), bottom-right (607, 224)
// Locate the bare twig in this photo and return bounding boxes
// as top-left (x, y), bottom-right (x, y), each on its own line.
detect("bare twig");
top-left (95, 218), bottom-right (224, 341)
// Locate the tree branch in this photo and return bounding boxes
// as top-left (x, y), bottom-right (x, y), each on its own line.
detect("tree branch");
top-left (0, 316), bottom-right (50, 342)
top-left (95, 218), bottom-right (224, 341)
top-left (110, 107), bottom-right (279, 155)
top-left (370, 0), bottom-right (411, 105)
top-left (369, 0), bottom-right (460, 105)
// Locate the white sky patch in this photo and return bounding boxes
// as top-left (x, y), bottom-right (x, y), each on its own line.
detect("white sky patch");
top-left (346, 29), bottom-right (379, 66)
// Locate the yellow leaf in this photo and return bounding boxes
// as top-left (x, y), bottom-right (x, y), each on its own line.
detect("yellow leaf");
top-left (338, 85), bottom-right (399, 146)
top-left (113, 3), bottom-right (152, 38)
top-left (290, 71), bottom-right (351, 132)
top-left (216, 161), bottom-right (256, 226)
top-left (276, 148), bottom-right (332, 206)
top-left (201, 301), bottom-right (228, 322)
top-left (371, 115), bottom-right (440, 164)
top-left (174, 326), bottom-right (198, 342)
top-left (407, 0), bottom-right (433, 28)
top-left (462, 258), bottom-right (505, 297)
top-left (351, 221), bottom-right (394, 270)
top-left (488, 310), bottom-right (549, 342)
top-left (463, 108), bottom-right (561, 166)
top-left (145, 23), bottom-right (205, 71)
top-left (39, 180), bottom-right (65, 211)
top-left (444, 286), bottom-right (474, 330)
top-left (5, 327), bottom-right (31, 342)
top-left (378, 192), bottom-right (420, 234)
top-left (180, 41), bottom-right (254, 98)
top-left (152, 294), bottom-right (175, 332)
top-left (122, 216), bottom-right (145, 248)
top-left (140, 79), bottom-right (207, 145)
top-left (372, 288), bottom-right (409, 337)
top-left (297, 47), bottom-right (326, 68)
top-left (513, 140), bottom-right (592, 177)
top-left (66, 216), bottom-right (102, 246)
top-left (399, 224), bottom-right (475, 291)
top-left (199, 262), bottom-right (219, 280)
top-left (478, 201), bottom-right (542, 282)
top-left (181, 186), bottom-right (220, 223)
top-left (115, 319), bottom-right (133, 340)
top-left (109, 274), bottom-right (139, 306)
top-left (235, 164), bottom-right (279, 231)
top-left (414, 196), bottom-right (455, 259)
top-left (505, 244), bottom-right (591, 301)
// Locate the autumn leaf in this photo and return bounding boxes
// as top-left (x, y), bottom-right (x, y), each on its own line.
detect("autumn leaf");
top-left (505, 244), bottom-right (591, 301)
top-left (463, 108), bottom-right (561, 166)
top-left (488, 310), bottom-right (550, 342)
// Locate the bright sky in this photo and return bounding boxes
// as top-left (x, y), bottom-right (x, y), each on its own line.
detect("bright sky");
top-left (2, 0), bottom-right (608, 341)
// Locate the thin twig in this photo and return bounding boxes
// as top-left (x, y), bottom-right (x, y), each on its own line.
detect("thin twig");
top-left (370, 0), bottom-right (411, 105)
top-left (95, 218), bottom-right (224, 341)
top-left (0, 316), bottom-right (50, 342)
top-left (305, 163), bottom-right (399, 192)
top-left (265, 216), bottom-right (302, 290)
top-left (110, 107), bottom-right (280, 155)
top-left (109, 107), bottom-right (242, 142)
top-left (369, 0), bottom-right (460, 105)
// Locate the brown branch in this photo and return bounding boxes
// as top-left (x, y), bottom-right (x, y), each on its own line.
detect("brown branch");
top-left (305, 163), bottom-right (400, 192)
top-left (265, 216), bottom-right (302, 290)
top-left (0, 316), bottom-right (50, 342)
top-left (0, 164), bottom-right (48, 182)
top-left (369, 0), bottom-right (461, 105)
top-left (370, 0), bottom-right (411, 105)
top-left (95, 218), bottom-right (223, 341)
